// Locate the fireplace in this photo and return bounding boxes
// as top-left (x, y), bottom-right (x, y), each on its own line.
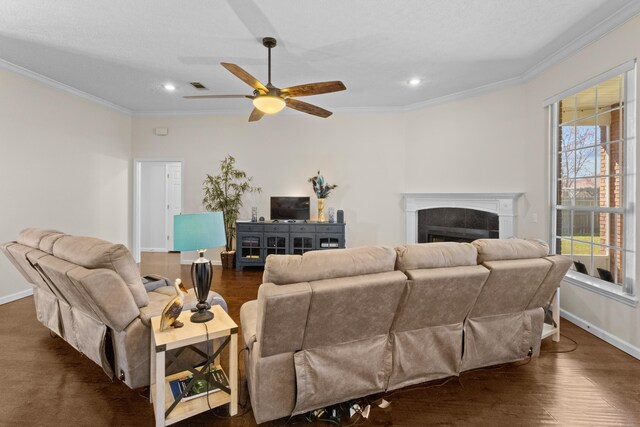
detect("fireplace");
top-left (419, 208), bottom-right (499, 243)
top-left (403, 193), bottom-right (523, 244)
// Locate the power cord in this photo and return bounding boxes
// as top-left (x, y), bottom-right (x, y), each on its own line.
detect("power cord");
top-left (542, 333), bottom-right (578, 353)
top-left (210, 346), bottom-right (253, 418)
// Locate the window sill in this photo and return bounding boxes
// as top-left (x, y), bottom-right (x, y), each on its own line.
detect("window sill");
top-left (563, 271), bottom-right (638, 307)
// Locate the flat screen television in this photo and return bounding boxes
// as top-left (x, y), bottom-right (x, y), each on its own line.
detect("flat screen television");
top-left (270, 197), bottom-right (310, 221)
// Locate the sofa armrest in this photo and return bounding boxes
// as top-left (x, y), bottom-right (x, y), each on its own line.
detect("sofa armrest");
top-left (142, 274), bottom-right (170, 292)
top-left (240, 300), bottom-right (258, 351)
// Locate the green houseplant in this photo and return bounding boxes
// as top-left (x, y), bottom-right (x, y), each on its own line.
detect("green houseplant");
top-left (203, 155), bottom-right (261, 269)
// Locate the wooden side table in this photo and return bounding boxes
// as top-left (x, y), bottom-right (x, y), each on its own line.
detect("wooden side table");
top-left (150, 305), bottom-right (238, 426)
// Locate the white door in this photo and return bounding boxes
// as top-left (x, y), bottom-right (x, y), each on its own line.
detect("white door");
top-left (166, 163), bottom-right (182, 251)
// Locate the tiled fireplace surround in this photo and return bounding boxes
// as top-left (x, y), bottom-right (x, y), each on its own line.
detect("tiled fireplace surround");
top-left (403, 193), bottom-right (523, 244)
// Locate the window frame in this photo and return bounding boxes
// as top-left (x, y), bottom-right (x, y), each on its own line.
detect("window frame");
top-left (548, 62), bottom-right (637, 306)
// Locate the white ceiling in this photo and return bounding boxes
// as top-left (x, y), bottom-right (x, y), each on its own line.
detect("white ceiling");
top-left (0, 0), bottom-right (638, 115)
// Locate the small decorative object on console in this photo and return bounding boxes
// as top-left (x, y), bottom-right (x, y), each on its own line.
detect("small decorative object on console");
top-left (308, 170), bottom-right (338, 223)
top-left (251, 207), bottom-right (258, 222)
top-left (328, 207), bottom-right (335, 223)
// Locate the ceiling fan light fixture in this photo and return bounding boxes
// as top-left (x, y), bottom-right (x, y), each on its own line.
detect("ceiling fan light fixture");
top-left (253, 95), bottom-right (286, 114)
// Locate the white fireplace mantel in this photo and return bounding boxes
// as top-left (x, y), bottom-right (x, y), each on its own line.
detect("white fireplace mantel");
top-left (403, 193), bottom-right (523, 244)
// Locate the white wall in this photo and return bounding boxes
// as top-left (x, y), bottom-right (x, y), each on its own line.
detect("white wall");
top-left (404, 84), bottom-right (545, 238)
top-left (132, 112), bottom-right (407, 262)
top-left (140, 162), bottom-right (167, 250)
top-left (0, 67), bottom-right (132, 301)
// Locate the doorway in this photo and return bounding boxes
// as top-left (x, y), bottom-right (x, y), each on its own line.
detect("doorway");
top-left (133, 160), bottom-right (183, 263)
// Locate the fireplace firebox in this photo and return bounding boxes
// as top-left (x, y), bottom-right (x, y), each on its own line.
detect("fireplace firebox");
top-left (419, 208), bottom-right (499, 243)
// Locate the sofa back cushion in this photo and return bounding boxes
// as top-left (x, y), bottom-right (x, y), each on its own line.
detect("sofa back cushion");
top-left (468, 258), bottom-right (551, 318)
top-left (263, 246), bottom-right (396, 285)
top-left (303, 271), bottom-right (407, 349)
top-left (52, 235), bottom-right (148, 307)
top-left (17, 228), bottom-right (62, 248)
top-left (395, 242), bottom-right (477, 272)
top-left (472, 238), bottom-right (549, 263)
top-left (394, 266), bottom-right (490, 331)
top-left (257, 282), bottom-right (312, 357)
top-left (39, 233), bottom-right (66, 254)
top-left (527, 255), bottom-right (572, 309)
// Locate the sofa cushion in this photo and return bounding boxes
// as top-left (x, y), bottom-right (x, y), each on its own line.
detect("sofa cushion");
top-left (17, 228), bottom-right (62, 248)
top-left (472, 238), bottom-right (549, 263)
top-left (395, 242), bottom-right (477, 272)
top-left (52, 235), bottom-right (148, 307)
top-left (39, 233), bottom-right (66, 254)
top-left (263, 246), bottom-right (396, 285)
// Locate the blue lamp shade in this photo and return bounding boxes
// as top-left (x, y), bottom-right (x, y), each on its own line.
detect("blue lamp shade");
top-left (173, 212), bottom-right (227, 252)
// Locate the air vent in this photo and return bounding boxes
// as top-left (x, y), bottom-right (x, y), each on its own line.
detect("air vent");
top-left (190, 82), bottom-right (208, 90)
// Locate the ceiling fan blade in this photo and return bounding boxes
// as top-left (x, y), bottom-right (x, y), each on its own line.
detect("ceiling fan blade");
top-left (183, 95), bottom-right (253, 99)
top-left (281, 81), bottom-right (346, 97)
top-left (221, 63), bottom-right (268, 93)
top-left (286, 99), bottom-right (333, 118)
top-left (248, 108), bottom-right (265, 122)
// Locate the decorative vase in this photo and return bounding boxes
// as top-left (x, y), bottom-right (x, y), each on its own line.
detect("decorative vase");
top-left (317, 198), bottom-right (326, 222)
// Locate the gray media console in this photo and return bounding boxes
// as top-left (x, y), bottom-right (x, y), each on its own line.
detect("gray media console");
top-left (235, 221), bottom-right (346, 270)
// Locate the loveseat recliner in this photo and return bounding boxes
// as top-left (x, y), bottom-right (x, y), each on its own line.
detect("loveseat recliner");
top-left (240, 239), bottom-right (571, 424)
top-left (1, 228), bottom-right (227, 389)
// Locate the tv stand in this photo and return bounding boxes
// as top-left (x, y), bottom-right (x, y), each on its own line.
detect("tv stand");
top-left (235, 220), bottom-right (346, 270)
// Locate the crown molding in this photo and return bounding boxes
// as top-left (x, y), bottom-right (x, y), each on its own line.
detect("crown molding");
top-left (400, 76), bottom-right (523, 112)
top-left (521, 1), bottom-right (640, 82)
top-left (2, 3), bottom-right (639, 118)
top-left (0, 58), bottom-right (132, 116)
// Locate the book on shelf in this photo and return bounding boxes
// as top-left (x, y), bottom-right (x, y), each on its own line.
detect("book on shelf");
top-left (169, 365), bottom-right (229, 402)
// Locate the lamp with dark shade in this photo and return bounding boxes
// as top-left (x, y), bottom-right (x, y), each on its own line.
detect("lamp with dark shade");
top-left (173, 212), bottom-right (226, 323)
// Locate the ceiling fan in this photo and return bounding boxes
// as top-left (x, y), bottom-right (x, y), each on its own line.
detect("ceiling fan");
top-left (184, 37), bottom-right (346, 122)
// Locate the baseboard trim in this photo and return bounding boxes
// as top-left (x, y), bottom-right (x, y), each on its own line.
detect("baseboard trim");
top-left (561, 309), bottom-right (640, 360)
top-left (0, 288), bottom-right (34, 305)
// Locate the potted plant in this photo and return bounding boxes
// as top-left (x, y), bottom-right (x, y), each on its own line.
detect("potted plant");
top-left (203, 155), bottom-right (261, 269)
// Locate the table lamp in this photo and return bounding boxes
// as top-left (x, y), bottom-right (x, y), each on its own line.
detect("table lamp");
top-left (173, 212), bottom-right (226, 323)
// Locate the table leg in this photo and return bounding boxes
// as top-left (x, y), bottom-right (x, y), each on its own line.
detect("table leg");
top-left (154, 346), bottom-right (166, 427)
top-left (150, 335), bottom-right (155, 403)
top-left (229, 332), bottom-right (238, 416)
top-left (552, 288), bottom-right (561, 342)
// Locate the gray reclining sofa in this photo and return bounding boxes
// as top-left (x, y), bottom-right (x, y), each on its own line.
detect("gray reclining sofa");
top-left (240, 239), bottom-right (571, 423)
top-left (1, 228), bottom-right (227, 389)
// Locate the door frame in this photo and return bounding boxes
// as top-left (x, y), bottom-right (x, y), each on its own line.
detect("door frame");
top-left (133, 158), bottom-right (184, 263)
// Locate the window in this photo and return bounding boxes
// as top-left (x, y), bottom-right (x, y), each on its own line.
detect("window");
top-left (548, 63), bottom-right (636, 300)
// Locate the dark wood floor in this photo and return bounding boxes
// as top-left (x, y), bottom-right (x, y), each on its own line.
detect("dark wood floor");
top-left (1, 252), bottom-right (640, 426)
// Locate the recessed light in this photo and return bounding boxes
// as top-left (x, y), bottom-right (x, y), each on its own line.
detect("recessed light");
top-left (408, 78), bottom-right (421, 87)
top-left (163, 83), bottom-right (176, 92)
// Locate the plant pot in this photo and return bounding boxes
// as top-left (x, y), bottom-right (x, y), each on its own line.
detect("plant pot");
top-left (220, 250), bottom-right (235, 270)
